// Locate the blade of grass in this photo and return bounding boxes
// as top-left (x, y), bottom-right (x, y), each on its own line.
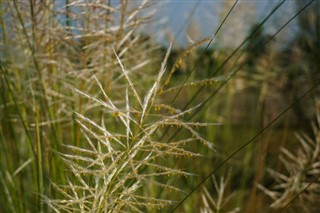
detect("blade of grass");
top-left (1, 63), bottom-right (37, 212)
top-left (0, 170), bottom-right (17, 213)
top-left (35, 106), bottom-right (44, 213)
top-left (0, 64), bottom-right (35, 158)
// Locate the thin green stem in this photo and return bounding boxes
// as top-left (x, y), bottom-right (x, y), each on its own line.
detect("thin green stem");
top-left (36, 106), bottom-right (44, 213)
top-left (0, 65), bottom-right (35, 158)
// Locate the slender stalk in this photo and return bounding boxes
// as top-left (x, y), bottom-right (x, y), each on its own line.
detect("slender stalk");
top-left (36, 106), bottom-right (44, 213)
top-left (12, 0), bottom-right (60, 148)
top-left (0, 65), bottom-right (35, 157)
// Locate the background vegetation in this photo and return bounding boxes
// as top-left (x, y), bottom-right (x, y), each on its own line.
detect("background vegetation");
top-left (0, 0), bottom-right (319, 212)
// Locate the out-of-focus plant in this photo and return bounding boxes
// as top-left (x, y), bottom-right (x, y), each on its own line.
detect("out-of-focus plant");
top-left (258, 101), bottom-right (320, 213)
top-left (200, 173), bottom-right (240, 213)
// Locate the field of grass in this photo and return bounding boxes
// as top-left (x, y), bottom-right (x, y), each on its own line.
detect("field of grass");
top-left (0, 0), bottom-right (319, 212)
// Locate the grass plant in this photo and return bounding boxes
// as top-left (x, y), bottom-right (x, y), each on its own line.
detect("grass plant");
top-left (0, 0), bottom-right (319, 212)
top-left (258, 107), bottom-right (320, 213)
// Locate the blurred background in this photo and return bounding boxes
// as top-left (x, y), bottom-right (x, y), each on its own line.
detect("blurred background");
top-left (141, 0), bottom-right (299, 48)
